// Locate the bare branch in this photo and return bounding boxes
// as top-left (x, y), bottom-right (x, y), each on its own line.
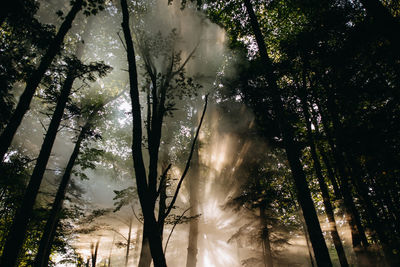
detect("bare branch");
top-left (131, 205), bottom-right (143, 224)
top-left (39, 119), bottom-right (48, 132)
top-left (164, 95), bottom-right (208, 218)
top-left (164, 207), bottom-right (191, 253)
top-left (109, 228), bottom-right (128, 242)
top-left (117, 31), bottom-right (127, 52)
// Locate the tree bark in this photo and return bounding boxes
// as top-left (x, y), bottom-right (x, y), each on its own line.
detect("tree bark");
top-left (0, 0), bottom-right (83, 162)
top-left (0, 71), bottom-right (76, 267)
top-left (242, 1), bottom-right (332, 266)
top-left (298, 71), bottom-right (349, 267)
top-left (138, 231), bottom-right (152, 267)
top-left (302, 108), bottom-right (349, 267)
top-left (119, 0), bottom-right (167, 265)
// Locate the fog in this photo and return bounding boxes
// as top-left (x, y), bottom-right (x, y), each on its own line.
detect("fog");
top-left (3, 0), bottom-right (358, 266)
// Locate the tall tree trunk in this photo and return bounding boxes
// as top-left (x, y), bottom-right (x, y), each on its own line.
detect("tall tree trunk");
top-left (318, 147), bottom-right (341, 200)
top-left (346, 157), bottom-right (399, 266)
top-left (34, 122), bottom-right (89, 267)
top-left (119, 0), bottom-right (167, 265)
top-left (186, 146), bottom-right (199, 267)
top-left (242, 1), bottom-right (332, 265)
top-left (304, 114), bottom-right (349, 267)
top-left (0, 70), bottom-right (76, 267)
top-left (290, 190), bottom-right (315, 267)
top-left (0, 0), bottom-right (83, 162)
top-left (259, 202), bottom-right (273, 267)
top-left (138, 159), bottom-right (168, 267)
top-left (34, 15), bottom-right (97, 266)
top-left (316, 99), bottom-right (369, 253)
top-left (298, 74), bottom-right (349, 267)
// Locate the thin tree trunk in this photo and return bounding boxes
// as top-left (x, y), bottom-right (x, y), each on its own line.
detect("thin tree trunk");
top-left (316, 99), bottom-right (369, 253)
top-left (186, 146), bottom-right (199, 267)
top-left (304, 112), bottom-right (349, 267)
top-left (0, 70), bottom-right (76, 267)
top-left (346, 157), bottom-right (399, 266)
top-left (108, 233), bottom-right (116, 267)
top-left (318, 148), bottom-right (341, 200)
top-left (0, 0), bottom-right (83, 162)
top-left (33, 15), bottom-right (97, 266)
top-left (259, 203), bottom-right (273, 267)
top-left (242, 1), bottom-right (332, 265)
top-left (134, 226), bottom-right (141, 266)
top-left (34, 122), bottom-right (89, 267)
top-left (125, 218), bottom-right (133, 267)
top-left (298, 74), bottom-right (349, 267)
top-left (91, 241), bottom-right (100, 267)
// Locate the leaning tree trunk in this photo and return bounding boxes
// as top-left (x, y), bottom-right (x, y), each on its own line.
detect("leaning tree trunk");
top-left (34, 16), bottom-right (97, 266)
top-left (0, 70), bottom-right (76, 267)
top-left (0, 0), bottom-right (83, 162)
top-left (125, 218), bottom-right (133, 267)
top-left (34, 122), bottom-right (89, 267)
top-left (289, 190), bottom-right (315, 267)
top-left (298, 72), bottom-right (349, 267)
top-left (242, 1), bottom-right (332, 266)
top-left (315, 98), bottom-right (369, 251)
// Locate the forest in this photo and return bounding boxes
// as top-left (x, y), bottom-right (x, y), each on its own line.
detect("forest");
top-left (0, 0), bottom-right (399, 266)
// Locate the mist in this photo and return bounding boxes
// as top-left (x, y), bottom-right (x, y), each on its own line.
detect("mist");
top-left (1, 0), bottom-right (399, 266)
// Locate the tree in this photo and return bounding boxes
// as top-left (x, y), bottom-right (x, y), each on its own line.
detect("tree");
top-left (0, 0), bottom-right (85, 161)
top-left (0, 57), bottom-right (110, 267)
top-left (239, 1), bottom-right (332, 265)
top-left (119, 0), bottom-right (208, 265)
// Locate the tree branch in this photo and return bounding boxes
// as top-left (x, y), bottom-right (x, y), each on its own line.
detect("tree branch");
top-left (172, 43), bottom-right (199, 77)
top-left (156, 163), bottom-right (172, 198)
top-left (163, 207), bottom-right (191, 253)
top-left (164, 95), bottom-right (208, 218)
top-left (131, 205), bottom-right (143, 224)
